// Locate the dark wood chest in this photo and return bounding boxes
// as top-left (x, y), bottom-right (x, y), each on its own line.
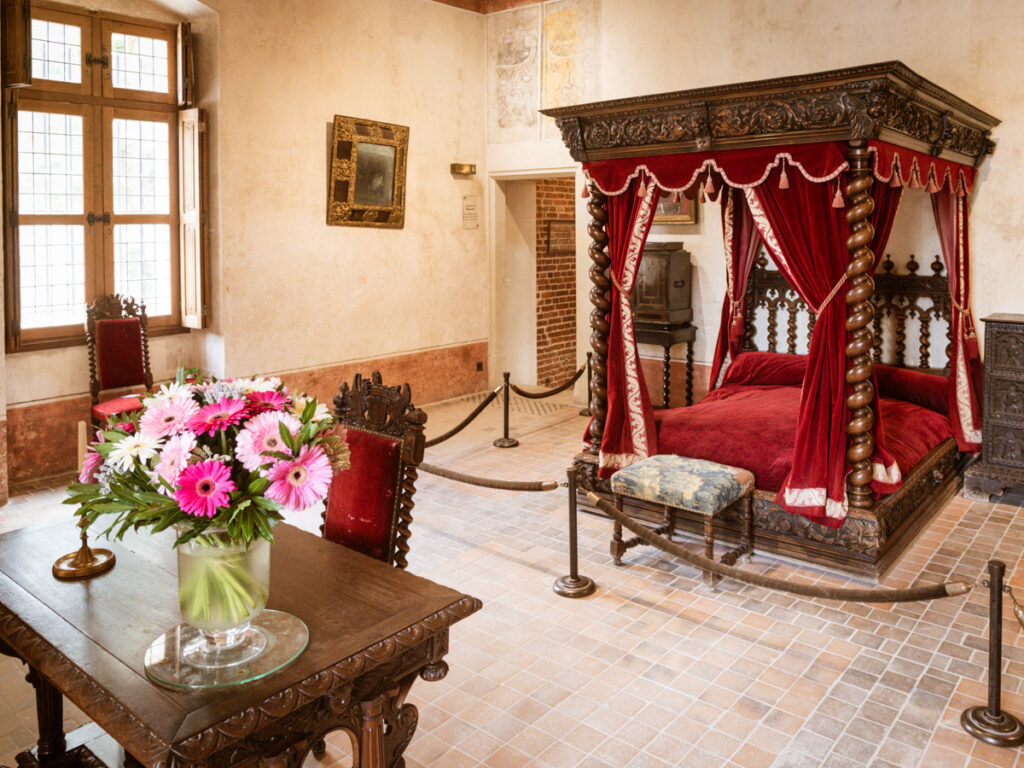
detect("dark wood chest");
top-left (965, 313), bottom-right (1024, 499)
top-left (631, 242), bottom-right (692, 324)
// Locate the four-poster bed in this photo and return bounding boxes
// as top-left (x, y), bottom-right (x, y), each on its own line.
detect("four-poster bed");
top-left (542, 62), bottom-right (999, 578)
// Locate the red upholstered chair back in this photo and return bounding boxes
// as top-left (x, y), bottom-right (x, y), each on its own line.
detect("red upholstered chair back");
top-left (86, 294), bottom-right (154, 405)
top-left (321, 372), bottom-right (427, 569)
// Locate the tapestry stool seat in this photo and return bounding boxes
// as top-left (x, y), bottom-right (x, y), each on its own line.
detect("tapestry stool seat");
top-left (609, 454), bottom-right (755, 590)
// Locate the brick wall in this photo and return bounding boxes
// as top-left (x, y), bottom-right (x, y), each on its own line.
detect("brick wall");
top-left (535, 178), bottom-right (576, 386)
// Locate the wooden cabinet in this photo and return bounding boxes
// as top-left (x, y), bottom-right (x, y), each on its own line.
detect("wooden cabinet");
top-left (630, 242), bottom-right (696, 408)
top-left (965, 314), bottom-right (1024, 499)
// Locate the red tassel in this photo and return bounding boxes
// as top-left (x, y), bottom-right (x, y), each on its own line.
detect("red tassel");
top-left (925, 178), bottom-right (940, 194)
top-left (581, 185), bottom-right (590, 199)
top-left (698, 186), bottom-right (706, 204)
top-left (889, 173), bottom-right (902, 188)
top-left (778, 164), bottom-right (790, 190)
top-left (637, 179), bottom-right (647, 198)
top-left (703, 175), bottom-right (715, 195)
top-left (672, 191), bottom-right (681, 204)
top-left (832, 185), bottom-right (844, 208)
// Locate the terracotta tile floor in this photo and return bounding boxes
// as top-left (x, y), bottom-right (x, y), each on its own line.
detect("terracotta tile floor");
top-left (2, 391), bottom-right (1024, 767)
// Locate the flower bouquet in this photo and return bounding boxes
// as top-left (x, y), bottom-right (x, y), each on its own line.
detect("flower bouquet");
top-left (66, 372), bottom-right (349, 657)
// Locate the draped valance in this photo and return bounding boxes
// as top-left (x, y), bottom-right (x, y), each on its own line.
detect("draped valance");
top-left (581, 140), bottom-right (977, 198)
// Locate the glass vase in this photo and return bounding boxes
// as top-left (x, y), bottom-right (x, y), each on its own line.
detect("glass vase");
top-left (176, 528), bottom-right (270, 668)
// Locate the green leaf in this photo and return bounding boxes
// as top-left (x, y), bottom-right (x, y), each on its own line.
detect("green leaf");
top-left (301, 397), bottom-right (316, 423)
top-left (278, 421), bottom-right (296, 453)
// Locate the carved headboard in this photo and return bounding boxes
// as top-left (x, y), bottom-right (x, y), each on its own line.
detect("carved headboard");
top-left (742, 252), bottom-right (952, 374)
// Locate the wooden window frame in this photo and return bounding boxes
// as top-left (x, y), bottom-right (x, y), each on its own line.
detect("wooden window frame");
top-left (3, 2), bottom-right (185, 353)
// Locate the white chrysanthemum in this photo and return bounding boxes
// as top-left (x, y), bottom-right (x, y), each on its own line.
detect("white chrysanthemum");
top-left (233, 376), bottom-right (283, 393)
top-left (291, 394), bottom-right (331, 423)
top-left (107, 433), bottom-right (165, 472)
top-left (144, 382), bottom-right (195, 406)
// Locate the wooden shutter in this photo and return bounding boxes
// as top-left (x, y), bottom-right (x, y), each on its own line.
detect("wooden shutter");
top-left (177, 22), bottom-right (194, 108)
top-left (178, 107), bottom-right (207, 329)
top-left (1, 0), bottom-right (31, 88)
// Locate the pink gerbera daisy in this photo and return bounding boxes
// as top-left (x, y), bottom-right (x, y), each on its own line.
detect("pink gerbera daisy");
top-left (79, 450), bottom-right (104, 484)
top-left (246, 389), bottom-right (289, 414)
top-left (139, 397), bottom-right (199, 439)
top-left (235, 411), bottom-right (301, 471)
top-left (187, 398), bottom-right (248, 436)
top-left (266, 445), bottom-right (333, 512)
top-left (154, 431), bottom-right (198, 492)
top-left (174, 460), bottom-right (235, 518)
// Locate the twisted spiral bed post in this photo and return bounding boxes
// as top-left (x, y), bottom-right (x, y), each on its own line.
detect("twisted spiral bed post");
top-left (587, 184), bottom-right (610, 453)
top-left (844, 140), bottom-right (878, 510)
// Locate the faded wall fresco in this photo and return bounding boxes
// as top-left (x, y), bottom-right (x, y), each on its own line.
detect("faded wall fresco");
top-left (487, 5), bottom-right (541, 143)
top-left (542, 0), bottom-right (600, 139)
top-left (487, 0), bottom-right (601, 143)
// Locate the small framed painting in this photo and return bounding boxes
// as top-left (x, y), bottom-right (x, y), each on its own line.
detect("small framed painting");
top-left (653, 192), bottom-right (698, 225)
top-left (327, 115), bottom-right (409, 228)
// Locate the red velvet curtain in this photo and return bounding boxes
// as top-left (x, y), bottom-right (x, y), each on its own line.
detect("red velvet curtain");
top-left (932, 192), bottom-right (983, 451)
top-left (745, 171), bottom-right (902, 526)
top-left (709, 187), bottom-right (762, 390)
top-left (597, 173), bottom-right (659, 478)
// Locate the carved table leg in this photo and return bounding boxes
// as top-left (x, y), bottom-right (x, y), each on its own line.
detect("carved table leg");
top-left (26, 668), bottom-right (65, 763)
top-left (686, 340), bottom-right (695, 406)
top-left (358, 694), bottom-right (387, 768)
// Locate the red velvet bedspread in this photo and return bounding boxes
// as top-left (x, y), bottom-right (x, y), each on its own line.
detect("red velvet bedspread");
top-left (654, 384), bottom-right (954, 492)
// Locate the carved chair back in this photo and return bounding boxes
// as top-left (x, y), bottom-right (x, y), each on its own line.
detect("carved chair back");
top-left (742, 252), bottom-right (953, 374)
top-left (85, 293), bottom-right (154, 406)
top-left (321, 371), bottom-right (427, 569)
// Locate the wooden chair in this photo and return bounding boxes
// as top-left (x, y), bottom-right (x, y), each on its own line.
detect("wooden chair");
top-left (77, 294), bottom-right (154, 467)
top-left (320, 371), bottom-right (427, 569)
top-left (86, 293), bottom-right (154, 421)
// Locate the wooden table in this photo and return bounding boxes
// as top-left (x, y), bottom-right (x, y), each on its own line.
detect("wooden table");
top-left (0, 518), bottom-right (481, 768)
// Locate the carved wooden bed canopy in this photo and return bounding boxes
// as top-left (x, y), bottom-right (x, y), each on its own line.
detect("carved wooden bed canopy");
top-left (542, 61), bottom-right (997, 166)
top-left (543, 62), bottom-right (1000, 575)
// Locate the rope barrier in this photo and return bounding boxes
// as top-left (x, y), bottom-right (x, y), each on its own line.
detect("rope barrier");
top-left (587, 492), bottom-right (971, 603)
top-left (420, 462), bottom-right (558, 492)
top-left (424, 387), bottom-right (501, 448)
top-left (510, 363), bottom-right (586, 399)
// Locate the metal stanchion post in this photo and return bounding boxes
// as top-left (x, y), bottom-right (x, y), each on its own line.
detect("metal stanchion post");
top-left (553, 468), bottom-right (596, 598)
top-left (493, 371), bottom-right (519, 448)
top-left (580, 352), bottom-right (592, 417)
top-left (961, 560), bottom-right (1024, 747)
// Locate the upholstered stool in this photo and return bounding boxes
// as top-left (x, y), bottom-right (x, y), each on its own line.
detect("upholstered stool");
top-left (609, 455), bottom-right (756, 590)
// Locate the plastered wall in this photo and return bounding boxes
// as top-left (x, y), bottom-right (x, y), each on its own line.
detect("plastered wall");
top-left (207, 0), bottom-right (488, 379)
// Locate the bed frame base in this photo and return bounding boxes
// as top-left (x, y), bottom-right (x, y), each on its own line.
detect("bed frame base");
top-left (573, 439), bottom-right (965, 581)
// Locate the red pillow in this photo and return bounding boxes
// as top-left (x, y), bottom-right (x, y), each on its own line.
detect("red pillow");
top-left (721, 352), bottom-right (808, 387)
top-left (875, 364), bottom-right (948, 416)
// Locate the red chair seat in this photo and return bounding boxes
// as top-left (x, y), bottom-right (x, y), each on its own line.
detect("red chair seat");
top-left (92, 396), bottom-right (143, 422)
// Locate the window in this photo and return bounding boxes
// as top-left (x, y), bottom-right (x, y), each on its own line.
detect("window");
top-left (3, 4), bottom-right (206, 351)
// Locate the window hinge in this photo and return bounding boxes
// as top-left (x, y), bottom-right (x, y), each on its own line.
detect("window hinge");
top-left (198, 121), bottom-right (207, 134)
top-left (85, 53), bottom-right (110, 68)
top-left (87, 211), bottom-right (110, 226)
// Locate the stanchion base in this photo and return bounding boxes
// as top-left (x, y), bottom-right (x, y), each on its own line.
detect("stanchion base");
top-left (493, 437), bottom-right (519, 448)
top-left (553, 575), bottom-right (596, 598)
top-left (962, 706), bottom-right (1024, 747)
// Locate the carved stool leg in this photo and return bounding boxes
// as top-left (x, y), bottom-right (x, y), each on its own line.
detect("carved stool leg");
top-left (742, 494), bottom-right (754, 564)
top-left (611, 495), bottom-right (625, 566)
top-left (663, 504), bottom-right (675, 541)
top-left (703, 517), bottom-right (718, 592)
top-left (26, 668), bottom-right (65, 762)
